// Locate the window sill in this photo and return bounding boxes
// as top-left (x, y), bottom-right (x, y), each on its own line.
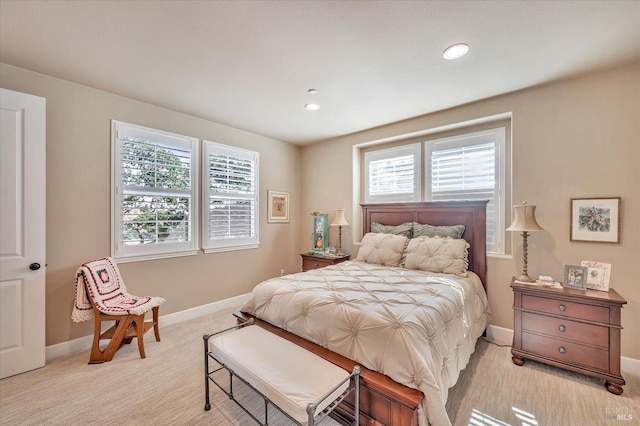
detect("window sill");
top-left (203, 243), bottom-right (260, 254)
top-left (114, 249), bottom-right (199, 263)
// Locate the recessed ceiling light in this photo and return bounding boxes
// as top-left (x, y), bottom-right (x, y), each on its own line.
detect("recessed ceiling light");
top-left (305, 103), bottom-right (320, 111)
top-left (308, 89), bottom-right (318, 95)
top-left (443, 43), bottom-right (469, 60)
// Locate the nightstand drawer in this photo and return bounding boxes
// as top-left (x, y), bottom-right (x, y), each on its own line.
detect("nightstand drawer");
top-left (522, 332), bottom-right (609, 371)
top-left (302, 258), bottom-right (332, 270)
top-left (522, 312), bottom-right (609, 348)
top-left (522, 294), bottom-right (609, 323)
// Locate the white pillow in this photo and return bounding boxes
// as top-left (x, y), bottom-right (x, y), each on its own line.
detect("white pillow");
top-left (355, 233), bottom-right (408, 267)
top-left (403, 236), bottom-right (469, 276)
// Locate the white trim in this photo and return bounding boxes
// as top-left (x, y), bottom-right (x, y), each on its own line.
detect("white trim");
top-left (621, 355), bottom-right (640, 376)
top-left (484, 324), bottom-right (639, 376)
top-left (484, 324), bottom-right (513, 346)
top-left (45, 293), bottom-right (251, 361)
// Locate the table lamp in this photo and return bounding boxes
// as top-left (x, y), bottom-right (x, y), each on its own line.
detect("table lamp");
top-left (507, 202), bottom-right (543, 283)
top-left (330, 208), bottom-right (349, 256)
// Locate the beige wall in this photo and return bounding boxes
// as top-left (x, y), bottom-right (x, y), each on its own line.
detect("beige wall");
top-left (301, 62), bottom-right (640, 359)
top-left (1, 63), bottom-right (302, 346)
top-left (2, 61), bottom-right (638, 360)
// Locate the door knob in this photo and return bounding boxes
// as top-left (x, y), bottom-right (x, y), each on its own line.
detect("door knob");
top-left (29, 263), bottom-right (41, 271)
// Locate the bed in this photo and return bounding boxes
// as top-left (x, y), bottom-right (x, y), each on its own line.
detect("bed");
top-left (237, 201), bottom-right (490, 426)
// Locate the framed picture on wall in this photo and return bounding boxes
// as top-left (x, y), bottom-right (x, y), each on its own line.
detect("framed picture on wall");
top-left (570, 197), bottom-right (620, 243)
top-left (268, 190), bottom-right (289, 223)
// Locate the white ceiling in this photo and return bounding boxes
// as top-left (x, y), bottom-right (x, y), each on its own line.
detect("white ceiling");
top-left (1, 1), bottom-right (639, 145)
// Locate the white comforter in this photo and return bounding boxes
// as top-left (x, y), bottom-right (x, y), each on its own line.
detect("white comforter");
top-left (241, 260), bottom-right (490, 426)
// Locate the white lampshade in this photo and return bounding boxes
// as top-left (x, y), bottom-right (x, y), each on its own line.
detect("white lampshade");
top-left (330, 209), bottom-right (349, 227)
top-left (506, 202), bottom-right (543, 232)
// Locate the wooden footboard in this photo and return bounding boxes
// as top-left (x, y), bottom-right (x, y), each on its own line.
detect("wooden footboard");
top-left (234, 311), bottom-right (423, 426)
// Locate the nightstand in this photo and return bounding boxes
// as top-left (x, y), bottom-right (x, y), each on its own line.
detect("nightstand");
top-left (300, 253), bottom-right (350, 272)
top-left (511, 278), bottom-right (627, 394)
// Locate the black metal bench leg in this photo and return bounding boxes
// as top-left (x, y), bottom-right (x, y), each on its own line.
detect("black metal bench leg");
top-left (203, 334), bottom-right (211, 411)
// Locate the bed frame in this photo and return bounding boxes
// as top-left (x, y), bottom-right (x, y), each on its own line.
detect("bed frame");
top-left (237, 200), bottom-right (488, 425)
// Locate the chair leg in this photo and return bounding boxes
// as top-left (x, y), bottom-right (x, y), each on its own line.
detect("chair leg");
top-left (153, 306), bottom-right (161, 342)
top-left (89, 316), bottom-right (134, 364)
top-left (89, 315), bottom-right (105, 364)
top-left (134, 314), bottom-right (147, 359)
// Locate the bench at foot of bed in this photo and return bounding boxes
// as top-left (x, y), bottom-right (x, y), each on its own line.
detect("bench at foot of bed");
top-left (204, 320), bottom-right (360, 425)
top-left (234, 312), bottom-right (423, 426)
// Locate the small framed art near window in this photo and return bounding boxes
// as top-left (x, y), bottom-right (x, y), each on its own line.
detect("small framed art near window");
top-left (267, 190), bottom-right (289, 223)
top-left (311, 212), bottom-right (328, 254)
top-left (570, 197), bottom-right (620, 243)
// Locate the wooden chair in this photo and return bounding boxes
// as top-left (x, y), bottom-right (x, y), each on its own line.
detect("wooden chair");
top-left (72, 257), bottom-right (165, 364)
top-left (87, 298), bottom-right (161, 364)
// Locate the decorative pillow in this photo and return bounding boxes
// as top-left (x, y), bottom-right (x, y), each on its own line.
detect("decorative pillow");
top-left (412, 222), bottom-right (465, 239)
top-left (371, 222), bottom-right (413, 238)
top-left (355, 232), bottom-right (409, 267)
top-left (403, 236), bottom-right (469, 276)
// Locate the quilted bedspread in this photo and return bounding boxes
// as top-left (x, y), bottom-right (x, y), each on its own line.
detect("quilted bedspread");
top-left (241, 260), bottom-right (490, 426)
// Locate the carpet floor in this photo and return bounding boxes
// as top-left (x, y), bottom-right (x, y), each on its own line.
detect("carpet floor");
top-left (0, 307), bottom-right (638, 426)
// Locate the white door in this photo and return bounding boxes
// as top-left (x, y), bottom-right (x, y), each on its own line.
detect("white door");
top-left (0, 88), bottom-right (46, 379)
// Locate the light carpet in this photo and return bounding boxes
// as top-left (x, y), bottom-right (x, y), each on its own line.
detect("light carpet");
top-left (0, 307), bottom-right (638, 426)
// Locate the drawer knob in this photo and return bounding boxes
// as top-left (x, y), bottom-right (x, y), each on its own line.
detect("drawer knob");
top-left (558, 325), bottom-right (566, 332)
top-left (314, 263), bottom-right (319, 267)
top-left (558, 305), bottom-right (566, 312)
top-left (559, 347), bottom-right (566, 354)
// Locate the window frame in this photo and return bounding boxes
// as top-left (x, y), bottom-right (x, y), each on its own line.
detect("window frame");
top-left (425, 127), bottom-right (506, 254)
top-left (364, 143), bottom-right (422, 203)
top-left (111, 120), bottom-right (200, 262)
top-left (202, 140), bottom-right (260, 253)
top-left (361, 126), bottom-right (506, 255)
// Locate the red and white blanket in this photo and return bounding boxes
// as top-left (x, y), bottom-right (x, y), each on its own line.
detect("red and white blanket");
top-left (71, 257), bottom-right (164, 322)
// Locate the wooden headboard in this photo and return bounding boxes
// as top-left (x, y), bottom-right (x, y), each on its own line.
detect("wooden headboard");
top-left (361, 201), bottom-right (488, 287)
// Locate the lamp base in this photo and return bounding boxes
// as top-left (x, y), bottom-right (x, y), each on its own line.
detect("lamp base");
top-left (515, 274), bottom-right (536, 283)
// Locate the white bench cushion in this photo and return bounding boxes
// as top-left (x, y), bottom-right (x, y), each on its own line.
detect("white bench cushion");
top-left (210, 325), bottom-right (350, 423)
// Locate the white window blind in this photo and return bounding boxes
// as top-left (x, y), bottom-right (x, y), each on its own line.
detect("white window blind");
top-left (364, 143), bottom-right (421, 203)
top-left (203, 141), bottom-right (259, 253)
top-left (426, 128), bottom-right (505, 254)
top-left (112, 121), bottom-right (199, 262)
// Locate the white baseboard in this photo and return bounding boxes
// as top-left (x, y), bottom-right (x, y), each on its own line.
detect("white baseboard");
top-left (484, 324), bottom-right (639, 376)
top-left (485, 324), bottom-right (513, 346)
top-left (46, 293), bottom-right (251, 361)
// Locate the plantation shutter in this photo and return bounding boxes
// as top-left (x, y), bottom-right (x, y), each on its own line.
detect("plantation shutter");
top-left (364, 143), bottom-right (421, 203)
top-left (203, 141), bottom-right (259, 253)
top-left (112, 121), bottom-right (199, 262)
top-left (426, 128), bottom-right (504, 254)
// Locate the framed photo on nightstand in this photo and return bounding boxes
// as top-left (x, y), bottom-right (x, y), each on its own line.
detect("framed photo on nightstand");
top-left (563, 265), bottom-right (588, 290)
top-left (581, 260), bottom-right (611, 292)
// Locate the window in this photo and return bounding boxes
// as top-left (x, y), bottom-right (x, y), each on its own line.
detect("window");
top-left (364, 143), bottom-right (421, 203)
top-left (203, 141), bottom-right (259, 253)
top-left (362, 127), bottom-right (505, 254)
top-left (112, 121), bottom-right (199, 261)
top-left (427, 128), bottom-right (505, 254)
